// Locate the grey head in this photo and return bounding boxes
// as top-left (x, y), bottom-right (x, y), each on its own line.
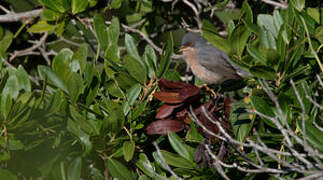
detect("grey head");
top-left (181, 32), bottom-right (208, 48)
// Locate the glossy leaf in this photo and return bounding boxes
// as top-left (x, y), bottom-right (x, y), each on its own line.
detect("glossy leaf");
top-left (168, 132), bottom-right (193, 161)
top-left (123, 141), bottom-right (135, 162)
top-left (28, 20), bottom-right (55, 33)
top-left (72, 43), bottom-right (88, 73)
top-left (38, 65), bottom-right (69, 93)
top-left (202, 20), bottom-right (231, 55)
top-left (146, 119), bottom-right (184, 135)
top-left (250, 65), bottom-right (276, 80)
top-left (126, 83), bottom-right (142, 106)
top-left (0, 168), bottom-right (17, 180)
top-left (94, 14), bottom-right (109, 51)
top-left (247, 44), bottom-right (267, 65)
top-left (72, 0), bottom-right (88, 14)
top-left (136, 153), bottom-right (155, 177)
top-left (124, 56), bottom-right (147, 84)
top-left (40, 0), bottom-right (67, 13)
top-left (67, 157), bottom-right (82, 180)
top-left (125, 33), bottom-right (141, 61)
top-left (0, 31), bottom-right (13, 54)
top-left (230, 101), bottom-right (254, 142)
top-left (157, 33), bottom-right (173, 78)
top-left (156, 150), bottom-right (195, 169)
top-left (107, 158), bottom-right (136, 180)
top-left (52, 48), bottom-right (73, 81)
top-left (67, 72), bottom-right (84, 104)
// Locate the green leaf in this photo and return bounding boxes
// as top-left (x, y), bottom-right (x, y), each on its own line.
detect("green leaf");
top-left (72, 0), bottom-right (88, 14)
top-left (136, 153), bottom-right (155, 177)
top-left (230, 101), bottom-right (254, 142)
top-left (306, 8), bottom-right (320, 23)
top-left (40, 0), bottom-right (67, 13)
top-left (250, 65), bottom-right (276, 80)
top-left (67, 157), bottom-right (82, 180)
top-left (229, 25), bottom-right (250, 57)
top-left (42, 9), bottom-right (60, 21)
top-left (124, 56), bottom-right (146, 84)
top-left (123, 141), bottom-right (135, 162)
top-left (202, 20), bottom-right (231, 55)
top-left (56, 20), bottom-right (65, 37)
top-left (315, 26), bottom-right (323, 44)
top-left (0, 168), bottom-right (17, 180)
top-left (67, 119), bottom-right (93, 154)
top-left (154, 150), bottom-right (195, 169)
top-left (125, 34), bottom-right (141, 61)
top-left (109, 17), bottom-right (120, 44)
top-left (168, 132), bottom-right (193, 161)
top-left (297, 118), bottom-right (323, 152)
top-left (28, 20), bottom-right (55, 33)
top-left (126, 83), bottom-right (142, 106)
top-left (105, 43), bottom-right (120, 63)
top-left (67, 73), bottom-right (84, 104)
top-left (94, 14), bottom-right (109, 51)
top-left (185, 122), bottom-right (203, 143)
top-left (291, 0), bottom-right (305, 11)
top-left (107, 158), bottom-right (136, 180)
top-left (158, 33), bottom-right (173, 78)
top-left (16, 66), bottom-right (31, 93)
top-left (247, 44), bottom-right (267, 65)
top-left (240, 0), bottom-right (253, 23)
top-left (38, 66), bottom-right (69, 93)
top-left (0, 31), bottom-right (13, 54)
top-left (52, 48), bottom-right (74, 81)
top-left (0, 95), bottom-right (12, 119)
top-left (2, 75), bottom-right (19, 99)
top-left (103, 102), bottom-right (124, 134)
top-left (143, 45), bottom-right (157, 78)
top-left (72, 43), bottom-right (88, 73)
top-left (111, 0), bottom-right (122, 9)
top-left (250, 96), bottom-right (276, 128)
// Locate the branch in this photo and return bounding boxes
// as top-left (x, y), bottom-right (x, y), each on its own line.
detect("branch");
top-left (261, 0), bottom-right (288, 9)
top-left (9, 32), bottom-right (48, 62)
top-left (0, 9), bottom-right (42, 22)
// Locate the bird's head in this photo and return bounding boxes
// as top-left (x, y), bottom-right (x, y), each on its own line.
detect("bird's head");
top-left (180, 32), bottom-right (207, 52)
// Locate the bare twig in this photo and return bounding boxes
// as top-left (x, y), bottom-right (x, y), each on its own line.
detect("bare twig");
top-left (153, 142), bottom-right (183, 180)
top-left (9, 32), bottom-right (48, 62)
top-left (1, 57), bottom-right (39, 86)
top-left (261, 0), bottom-right (288, 9)
top-left (0, 9), bottom-right (42, 22)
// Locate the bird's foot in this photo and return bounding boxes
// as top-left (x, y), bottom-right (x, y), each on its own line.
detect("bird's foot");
top-left (199, 84), bottom-right (217, 98)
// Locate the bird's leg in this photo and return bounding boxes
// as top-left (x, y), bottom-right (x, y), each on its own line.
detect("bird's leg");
top-left (199, 84), bottom-right (217, 98)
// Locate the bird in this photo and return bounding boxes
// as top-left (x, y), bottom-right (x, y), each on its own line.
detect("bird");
top-left (180, 32), bottom-right (251, 84)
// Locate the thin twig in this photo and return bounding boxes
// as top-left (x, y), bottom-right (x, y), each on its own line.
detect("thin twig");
top-left (0, 9), bottom-right (42, 22)
top-left (9, 32), bottom-right (48, 62)
top-left (261, 0), bottom-right (288, 9)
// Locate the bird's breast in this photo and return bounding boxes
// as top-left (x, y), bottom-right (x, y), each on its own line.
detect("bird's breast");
top-left (183, 49), bottom-right (223, 84)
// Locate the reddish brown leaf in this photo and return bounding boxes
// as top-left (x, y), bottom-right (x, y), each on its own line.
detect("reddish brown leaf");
top-left (153, 92), bottom-right (183, 104)
top-left (146, 119), bottom-right (184, 135)
top-left (159, 79), bottom-right (187, 90)
top-left (224, 95), bottom-right (231, 119)
top-left (156, 104), bottom-right (182, 119)
top-left (178, 85), bottom-right (200, 99)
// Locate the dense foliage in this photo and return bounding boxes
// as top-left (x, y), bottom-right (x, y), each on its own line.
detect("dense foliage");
top-left (0, 0), bottom-right (322, 179)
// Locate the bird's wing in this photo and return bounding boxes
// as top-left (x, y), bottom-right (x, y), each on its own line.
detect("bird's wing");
top-left (196, 45), bottom-right (242, 79)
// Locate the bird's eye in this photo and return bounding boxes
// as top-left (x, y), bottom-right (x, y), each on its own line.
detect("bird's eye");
top-left (188, 42), bottom-right (194, 47)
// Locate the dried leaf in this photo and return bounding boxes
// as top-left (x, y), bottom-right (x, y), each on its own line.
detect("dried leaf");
top-left (153, 92), bottom-right (183, 104)
top-left (156, 104), bottom-right (182, 119)
top-left (146, 119), bottom-right (184, 135)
